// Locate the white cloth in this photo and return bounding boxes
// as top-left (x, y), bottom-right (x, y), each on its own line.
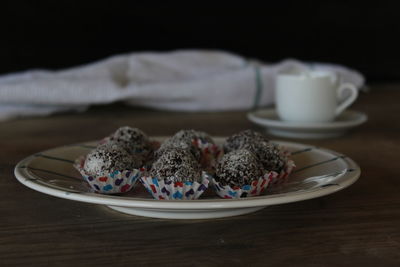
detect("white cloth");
top-left (0, 50), bottom-right (364, 121)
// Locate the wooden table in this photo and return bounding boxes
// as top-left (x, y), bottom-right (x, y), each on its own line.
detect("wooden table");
top-left (1, 83), bottom-right (400, 266)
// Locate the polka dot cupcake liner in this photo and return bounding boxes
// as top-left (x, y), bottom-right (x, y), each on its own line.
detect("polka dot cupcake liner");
top-left (74, 156), bottom-right (142, 194)
top-left (269, 158), bottom-right (296, 185)
top-left (268, 150), bottom-right (296, 186)
top-left (209, 172), bottom-right (274, 199)
top-left (140, 172), bottom-right (210, 200)
top-left (193, 138), bottom-right (223, 171)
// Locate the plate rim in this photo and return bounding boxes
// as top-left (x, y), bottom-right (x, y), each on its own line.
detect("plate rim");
top-left (14, 139), bottom-right (361, 210)
top-left (247, 109), bottom-right (368, 130)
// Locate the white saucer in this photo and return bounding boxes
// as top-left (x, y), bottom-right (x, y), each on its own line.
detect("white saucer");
top-left (247, 109), bottom-right (367, 139)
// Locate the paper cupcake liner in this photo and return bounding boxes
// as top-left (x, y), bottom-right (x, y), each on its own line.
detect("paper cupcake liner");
top-left (140, 172), bottom-right (210, 200)
top-left (193, 138), bottom-right (223, 171)
top-left (209, 171), bottom-right (275, 199)
top-left (267, 150), bottom-right (296, 186)
top-left (74, 156), bottom-right (141, 194)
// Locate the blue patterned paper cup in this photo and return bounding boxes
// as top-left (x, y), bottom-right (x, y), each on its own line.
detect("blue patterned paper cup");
top-left (74, 156), bottom-right (141, 194)
top-left (140, 172), bottom-right (210, 200)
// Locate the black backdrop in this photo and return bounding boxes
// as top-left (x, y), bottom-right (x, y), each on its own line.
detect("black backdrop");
top-left (1, 1), bottom-right (399, 82)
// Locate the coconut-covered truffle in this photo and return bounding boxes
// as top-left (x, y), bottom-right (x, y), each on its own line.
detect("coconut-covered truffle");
top-left (223, 129), bottom-right (269, 153)
top-left (150, 148), bottom-right (202, 183)
top-left (171, 129), bottom-right (214, 144)
top-left (215, 149), bottom-right (263, 187)
top-left (224, 130), bottom-right (285, 173)
top-left (155, 129), bottom-right (214, 161)
top-left (83, 143), bottom-right (141, 176)
top-left (156, 138), bottom-right (201, 161)
top-left (108, 126), bottom-right (152, 156)
top-left (250, 142), bottom-right (286, 173)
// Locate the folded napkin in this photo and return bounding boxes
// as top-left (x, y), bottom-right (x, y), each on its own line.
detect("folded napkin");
top-left (0, 50), bottom-right (364, 121)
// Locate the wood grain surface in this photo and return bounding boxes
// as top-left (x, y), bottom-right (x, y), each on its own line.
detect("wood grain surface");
top-left (1, 84), bottom-right (400, 266)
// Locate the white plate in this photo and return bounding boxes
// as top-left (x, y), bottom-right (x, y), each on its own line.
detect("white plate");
top-left (247, 109), bottom-right (367, 139)
top-left (14, 138), bottom-right (360, 219)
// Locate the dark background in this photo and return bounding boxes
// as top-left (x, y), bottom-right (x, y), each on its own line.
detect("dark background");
top-left (1, 1), bottom-right (399, 82)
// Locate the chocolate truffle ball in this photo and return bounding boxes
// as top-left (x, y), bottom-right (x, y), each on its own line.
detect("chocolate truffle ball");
top-left (223, 129), bottom-right (269, 153)
top-left (155, 137), bottom-right (201, 161)
top-left (250, 142), bottom-right (285, 173)
top-left (215, 149), bottom-right (263, 187)
top-left (171, 129), bottom-right (214, 145)
top-left (224, 130), bottom-right (285, 173)
top-left (155, 129), bottom-right (214, 161)
top-left (83, 143), bottom-right (140, 176)
top-left (150, 148), bottom-right (202, 183)
top-left (108, 126), bottom-right (152, 156)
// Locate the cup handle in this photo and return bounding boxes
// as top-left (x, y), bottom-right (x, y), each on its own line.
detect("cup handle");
top-left (335, 83), bottom-right (358, 115)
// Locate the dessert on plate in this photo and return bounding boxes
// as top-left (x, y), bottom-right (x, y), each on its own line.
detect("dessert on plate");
top-left (74, 126), bottom-right (151, 194)
top-left (141, 130), bottom-right (215, 200)
top-left (211, 130), bottom-right (295, 198)
top-left (74, 127), bottom-right (294, 199)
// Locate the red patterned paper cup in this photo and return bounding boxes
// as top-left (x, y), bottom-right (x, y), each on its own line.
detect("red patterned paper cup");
top-left (267, 150), bottom-right (296, 186)
top-left (192, 138), bottom-right (223, 172)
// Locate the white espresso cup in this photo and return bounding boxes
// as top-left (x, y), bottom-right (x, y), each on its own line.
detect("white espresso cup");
top-left (276, 70), bottom-right (358, 122)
